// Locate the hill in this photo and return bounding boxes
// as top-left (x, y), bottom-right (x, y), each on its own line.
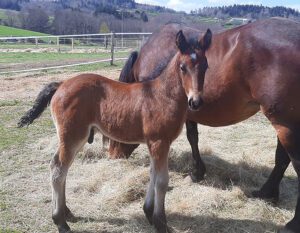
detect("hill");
top-left (0, 25), bottom-right (48, 37)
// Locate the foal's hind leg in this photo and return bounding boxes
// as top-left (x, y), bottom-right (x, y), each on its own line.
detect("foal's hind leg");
top-left (186, 120), bottom-right (206, 182)
top-left (50, 150), bottom-right (72, 233)
top-left (252, 138), bottom-right (290, 203)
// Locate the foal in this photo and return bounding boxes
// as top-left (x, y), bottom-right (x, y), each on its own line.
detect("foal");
top-left (18, 30), bottom-right (212, 233)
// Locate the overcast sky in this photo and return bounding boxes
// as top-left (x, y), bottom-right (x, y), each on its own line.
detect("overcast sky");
top-left (135, 0), bottom-right (300, 13)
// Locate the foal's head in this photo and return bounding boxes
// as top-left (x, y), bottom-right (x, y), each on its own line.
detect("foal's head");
top-left (176, 29), bottom-right (212, 110)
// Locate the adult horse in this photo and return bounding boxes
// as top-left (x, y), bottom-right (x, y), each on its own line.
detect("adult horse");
top-left (107, 18), bottom-right (300, 233)
top-left (18, 30), bottom-right (212, 233)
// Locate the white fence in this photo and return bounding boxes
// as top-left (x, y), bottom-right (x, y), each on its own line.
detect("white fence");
top-left (0, 32), bottom-right (152, 74)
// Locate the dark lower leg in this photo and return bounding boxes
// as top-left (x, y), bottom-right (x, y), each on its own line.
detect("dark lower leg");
top-left (284, 186), bottom-right (300, 232)
top-left (253, 138), bottom-right (290, 202)
top-left (186, 120), bottom-right (206, 182)
top-left (275, 126), bottom-right (300, 233)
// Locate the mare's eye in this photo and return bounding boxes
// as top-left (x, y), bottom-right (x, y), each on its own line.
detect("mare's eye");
top-left (180, 64), bottom-right (186, 72)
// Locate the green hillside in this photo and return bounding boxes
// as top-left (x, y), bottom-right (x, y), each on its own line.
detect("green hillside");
top-left (0, 25), bottom-right (49, 37)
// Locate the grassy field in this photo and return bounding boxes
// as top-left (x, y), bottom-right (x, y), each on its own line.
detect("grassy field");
top-left (0, 68), bottom-right (297, 233)
top-left (0, 50), bottom-right (130, 74)
top-left (0, 25), bottom-right (49, 37)
top-left (0, 51), bottom-right (128, 65)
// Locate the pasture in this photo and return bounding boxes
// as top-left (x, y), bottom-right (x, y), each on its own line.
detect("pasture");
top-left (0, 25), bottom-right (49, 37)
top-left (0, 66), bottom-right (297, 233)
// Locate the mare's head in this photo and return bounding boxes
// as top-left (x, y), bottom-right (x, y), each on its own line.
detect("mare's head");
top-left (176, 29), bottom-right (212, 111)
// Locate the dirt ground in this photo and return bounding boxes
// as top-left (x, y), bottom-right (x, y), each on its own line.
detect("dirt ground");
top-left (0, 68), bottom-right (297, 233)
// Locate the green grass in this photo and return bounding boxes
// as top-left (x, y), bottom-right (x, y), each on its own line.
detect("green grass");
top-left (0, 25), bottom-right (49, 37)
top-left (0, 51), bottom-right (129, 65)
top-left (0, 101), bottom-right (55, 151)
top-left (69, 60), bottom-right (125, 72)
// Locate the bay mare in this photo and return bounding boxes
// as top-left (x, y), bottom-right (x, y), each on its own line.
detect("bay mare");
top-left (18, 30), bottom-right (212, 233)
top-left (106, 18), bottom-right (300, 233)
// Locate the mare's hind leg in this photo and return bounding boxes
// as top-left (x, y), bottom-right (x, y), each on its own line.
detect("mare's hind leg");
top-left (186, 120), bottom-right (206, 182)
top-left (252, 138), bottom-right (290, 202)
top-left (272, 125), bottom-right (300, 233)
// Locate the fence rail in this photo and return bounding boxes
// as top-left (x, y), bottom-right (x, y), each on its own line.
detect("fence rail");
top-left (0, 32), bottom-right (152, 74)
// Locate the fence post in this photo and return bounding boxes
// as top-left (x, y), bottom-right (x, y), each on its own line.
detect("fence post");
top-left (71, 38), bottom-right (74, 50)
top-left (104, 36), bottom-right (108, 49)
top-left (110, 32), bottom-right (115, 65)
top-left (57, 36), bottom-right (60, 52)
top-left (35, 38), bottom-right (38, 48)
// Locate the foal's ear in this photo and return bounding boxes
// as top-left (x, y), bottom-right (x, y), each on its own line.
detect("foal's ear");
top-left (176, 30), bottom-right (189, 53)
top-left (199, 29), bottom-right (212, 51)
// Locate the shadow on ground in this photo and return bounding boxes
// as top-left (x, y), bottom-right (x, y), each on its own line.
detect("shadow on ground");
top-left (71, 212), bottom-right (280, 233)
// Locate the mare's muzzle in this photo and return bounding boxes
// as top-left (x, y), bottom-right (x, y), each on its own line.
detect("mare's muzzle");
top-left (188, 97), bottom-right (203, 111)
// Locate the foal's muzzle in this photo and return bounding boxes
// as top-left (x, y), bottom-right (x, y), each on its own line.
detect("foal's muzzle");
top-left (188, 97), bottom-right (203, 111)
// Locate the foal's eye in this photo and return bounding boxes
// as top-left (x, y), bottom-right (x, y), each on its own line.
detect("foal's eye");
top-left (180, 64), bottom-right (186, 72)
top-left (203, 58), bottom-right (208, 70)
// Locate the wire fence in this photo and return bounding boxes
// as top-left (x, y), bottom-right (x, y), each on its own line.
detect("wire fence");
top-left (0, 32), bottom-right (152, 74)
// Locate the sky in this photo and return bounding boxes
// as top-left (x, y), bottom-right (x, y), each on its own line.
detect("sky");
top-left (135, 0), bottom-right (300, 13)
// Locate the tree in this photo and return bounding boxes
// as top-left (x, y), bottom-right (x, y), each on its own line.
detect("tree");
top-left (141, 11), bottom-right (148, 22)
top-left (100, 22), bottom-right (110, 33)
top-left (20, 7), bottom-right (49, 33)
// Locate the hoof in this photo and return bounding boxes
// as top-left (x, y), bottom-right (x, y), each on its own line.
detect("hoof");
top-left (190, 169), bottom-right (205, 183)
top-left (58, 222), bottom-right (71, 233)
top-left (278, 220), bottom-right (300, 233)
top-left (143, 203), bottom-right (154, 225)
top-left (252, 189), bottom-right (279, 204)
top-left (65, 206), bottom-right (76, 223)
top-left (277, 227), bottom-right (296, 233)
top-left (153, 215), bottom-right (168, 233)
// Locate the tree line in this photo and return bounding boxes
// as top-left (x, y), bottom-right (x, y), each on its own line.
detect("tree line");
top-left (192, 5), bottom-right (299, 20)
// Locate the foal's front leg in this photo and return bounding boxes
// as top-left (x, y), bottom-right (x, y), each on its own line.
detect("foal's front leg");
top-left (145, 140), bottom-right (170, 233)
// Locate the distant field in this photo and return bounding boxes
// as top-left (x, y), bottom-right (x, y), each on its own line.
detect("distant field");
top-left (0, 51), bottom-right (130, 73)
top-left (0, 25), bottom-right (49, 37)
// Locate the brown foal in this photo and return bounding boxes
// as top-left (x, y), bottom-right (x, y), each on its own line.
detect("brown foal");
top-left (18, 30), bottom-right (212, 233)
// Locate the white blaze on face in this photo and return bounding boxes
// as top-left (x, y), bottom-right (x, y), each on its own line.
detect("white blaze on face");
top-left (190, 53), bottom-right (197, 61)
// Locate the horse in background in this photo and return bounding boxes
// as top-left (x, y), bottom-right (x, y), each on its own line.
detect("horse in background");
top-left (106, 18), bottom-right (300, 233)
top-left (18, 30), bottom-right (212, 233)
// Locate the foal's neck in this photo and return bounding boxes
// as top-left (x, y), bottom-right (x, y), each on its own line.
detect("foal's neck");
top-left (154, 53), bottom-right (185, 100)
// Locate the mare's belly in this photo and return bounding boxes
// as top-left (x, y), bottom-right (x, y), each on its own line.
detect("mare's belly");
top-left (188, 99), bottom-right (260, 127)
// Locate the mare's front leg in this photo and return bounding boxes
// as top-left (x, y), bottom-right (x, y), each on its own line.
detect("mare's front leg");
top-left (186, 120), bottom-right (206, 182)
top-left (145, 140), bottom-right (170, 233)
top-left (252, 138), bottom-right (290, 203)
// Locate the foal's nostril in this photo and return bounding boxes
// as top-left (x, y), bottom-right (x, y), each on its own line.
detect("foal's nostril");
top-left (188, 98), bottom-right (193, 108)
top-left (188, 97), bottom-right (203, 110)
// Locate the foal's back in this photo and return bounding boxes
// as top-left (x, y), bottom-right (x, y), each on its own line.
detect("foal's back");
top-left (51, 73), bottom-right (187, 145)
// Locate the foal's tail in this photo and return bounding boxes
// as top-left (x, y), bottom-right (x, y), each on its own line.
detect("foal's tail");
top-left (119, 51), bottom-right (138, 83)
top-left (17, 82), bottom-right (62, 128)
